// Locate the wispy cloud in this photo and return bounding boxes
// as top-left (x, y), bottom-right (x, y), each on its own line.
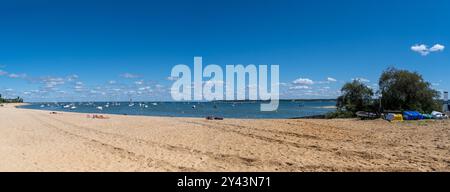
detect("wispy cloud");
top-left (292, 78), bottom-right (314, 85)
top-left (66, 74), bottom-right (79, 82)
top-left (134, 80), bottom-right (144, 85)
top-left (411, 43), bottom-right (445, 56)
top-left (8, 73), bottom-right (27, 79)
top-left (120, 73), bottom-right (140, 79)
top-left (167, 76), bottom-right (179, 81)
top-left (37, 77), bottom-right (66, 90)
top-left (327, 77), bottom-right (337, 82)
top-left (352, 77), bottom-right (370, 83)
top-left (289, 85), bottom-right (310, 90)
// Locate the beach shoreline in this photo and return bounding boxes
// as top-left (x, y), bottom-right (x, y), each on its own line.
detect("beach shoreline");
top-left (1, 103), bottom-right (449, 172)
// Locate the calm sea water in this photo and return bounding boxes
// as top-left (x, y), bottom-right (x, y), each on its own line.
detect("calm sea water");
top-left (19, 100), bottom-right (336, 119)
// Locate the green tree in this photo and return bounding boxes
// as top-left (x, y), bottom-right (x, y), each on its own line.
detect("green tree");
top-left (336, 80), bottom-right (374, 113)
top-left (379, 67), bottom-right (440, 113)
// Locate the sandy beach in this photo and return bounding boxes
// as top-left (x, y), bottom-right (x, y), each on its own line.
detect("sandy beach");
top-left (0, 103), bottom-right (449, 172)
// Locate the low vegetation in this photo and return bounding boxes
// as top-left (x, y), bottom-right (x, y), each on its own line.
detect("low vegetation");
top-left (0, 94), bottom-right (24, 103)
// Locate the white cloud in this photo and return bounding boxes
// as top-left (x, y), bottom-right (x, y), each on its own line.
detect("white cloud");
top-left (352, 77), bottom-right (370, 83)
top-left (120, 73), bottom-right (140, 79)
top-left (66, 74), bottom-right (79, 82)
top-left (289, 85), bottom-right (310, 90)
top-left (292, 78), bottom-right (314, 85)
top-left (134, 80), bottom-right (144, 85)
top-left (411, 43), bottom-right (445, 56)
top-left (167, 76), bottom-right (179, 81)
top-left (138, 86), bottom-right (152, 91)
top-left (430, 44), bottom-right (445, 52)
top-left (411, 44), bottom-right (429, 56)
top-left (327, 77), bottom-right (337, 82)
top-left (0, 70), bottom-right (8, 76)
top-left (8, 74), bottom-right (19, 78)
top-left (7, 73), bottom-right (27, 79)
top-left (41, 77), bottom-right (65, 89)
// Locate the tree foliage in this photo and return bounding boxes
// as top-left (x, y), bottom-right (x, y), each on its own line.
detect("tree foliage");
top-left (378, 67), bottom-right (440, 113)
top-left (336, 80), bottom-right (374, 113)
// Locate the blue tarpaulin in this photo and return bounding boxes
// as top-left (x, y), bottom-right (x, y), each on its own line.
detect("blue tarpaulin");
top-left (403, 111), bottom-right (424, 120)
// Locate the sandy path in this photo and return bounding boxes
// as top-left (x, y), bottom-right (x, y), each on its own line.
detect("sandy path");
top-left (1, 104), bottom-right (449, 172)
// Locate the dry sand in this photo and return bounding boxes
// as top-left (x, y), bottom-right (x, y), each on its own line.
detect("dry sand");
top-left (0, 103), bottom-right (449, 172)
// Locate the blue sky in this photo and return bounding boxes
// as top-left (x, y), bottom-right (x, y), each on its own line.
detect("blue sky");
top-left (0, 0), bottom-right (448, 101)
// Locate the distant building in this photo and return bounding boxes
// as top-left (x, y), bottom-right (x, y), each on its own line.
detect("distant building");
top-left (443, 91), bottom-right (449, 114)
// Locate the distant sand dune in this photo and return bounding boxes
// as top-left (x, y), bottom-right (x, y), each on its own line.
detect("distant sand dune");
top-left (0, 103), bottom-right (449, 172)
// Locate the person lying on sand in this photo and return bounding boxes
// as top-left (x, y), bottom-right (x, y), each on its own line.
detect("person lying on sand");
top-left (206, 116), bottom-right (224, 120)
top-left (87, 114), bottom-right (110, 119)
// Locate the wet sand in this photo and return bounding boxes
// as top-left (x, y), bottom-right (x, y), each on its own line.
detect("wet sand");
top-left (0, 103), bottom-right (449, 172)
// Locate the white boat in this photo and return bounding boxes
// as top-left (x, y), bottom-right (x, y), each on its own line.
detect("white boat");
top-left (97, 106), bottom-right (103, 110)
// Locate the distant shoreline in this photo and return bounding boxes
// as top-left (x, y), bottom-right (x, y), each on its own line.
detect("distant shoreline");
top-left (18, 100), bottom-right (337, 119)
top-left (20, 99), bottom-right (337, 104)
